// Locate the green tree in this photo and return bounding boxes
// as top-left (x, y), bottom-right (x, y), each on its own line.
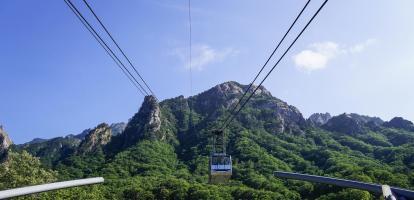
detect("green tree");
top-left (0, 151), bottom-right (56, 190)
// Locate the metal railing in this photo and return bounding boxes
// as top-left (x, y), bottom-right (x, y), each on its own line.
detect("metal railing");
top-left (274, 171), bottom-right (414, 200)
top-left (0, 177), bottom-right (104, 199)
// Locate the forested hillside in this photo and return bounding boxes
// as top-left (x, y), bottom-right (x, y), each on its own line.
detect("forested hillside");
top-left (1, 81), bottom-right (414, 199)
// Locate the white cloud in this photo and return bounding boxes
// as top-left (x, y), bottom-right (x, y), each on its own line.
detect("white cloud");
top-left (293, 50), bottom-right (330, 71)
top-left (293, 42), bottom-right (340, 71)
top-left (293, 39), bottom-right (377, 72)
top-left (349, 38), bottom-right (377, 54)
top-left (172, 44), bottom-right (239, 70)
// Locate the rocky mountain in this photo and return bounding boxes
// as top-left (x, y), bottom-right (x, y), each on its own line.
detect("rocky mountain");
top-left (6, 81), bottom-right (414, 199)
top-left (73, 122), bottom-right (125, 140)
top-left (322, 113), bottom-right (384, 134)
top-left (110, 122), bottom-right (126, 136)
top-left (23, 122), bottom-right (125, 146)
top-left (0, 125), bottom-right (12, 159)
top-left (77, 123), bottom-right (112, 154)
top-left (384, 117), bottom-right (414, 131)
top-left (307, 112), bottom-right (332, 126)
top-left (17, 136), bottom-right (81, 167)
top-left (25, 138), bottom-right (49, 145)
top-left (71, 128), bottom-right (92, 140)
top-left (193, 81), bottom-right (272, 112)
top-left (19, 81), bottom-right (308, 159)
top-left (117, 95), bottom-right (164, 147)
top-left (190, 81), bottom-right (306, 134)
top-left (322, 113), bottom-right (365, 134)
top-left (348, 113), bottom-right (384, 126)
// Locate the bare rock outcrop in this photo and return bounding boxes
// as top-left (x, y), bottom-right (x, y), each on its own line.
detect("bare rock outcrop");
top-left (78, 123), bottom-right (112, 154)
top-left (0, 125), bottom-right (12, 160)
top-left (121, 95), bottom-right (163, 147)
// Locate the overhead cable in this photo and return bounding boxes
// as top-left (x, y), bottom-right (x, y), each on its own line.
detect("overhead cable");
top-left (221, 0), bottom-right (329, 130)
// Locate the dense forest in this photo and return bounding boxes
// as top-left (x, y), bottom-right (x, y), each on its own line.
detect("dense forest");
top-left (1, 81), bottom-right (414, 199)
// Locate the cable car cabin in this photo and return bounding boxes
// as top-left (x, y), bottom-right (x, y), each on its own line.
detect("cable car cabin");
top-left (209, 153), bottom-right (232, 184)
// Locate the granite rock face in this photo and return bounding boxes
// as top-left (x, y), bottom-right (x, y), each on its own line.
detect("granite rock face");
top-left (322, 113), bottom-right (383, 134)
top-left (384, 117), bottom-right (414, 131)
top-left (348, 113), bottom-right (384, 126)
top-left (323, 113), bottom-right (365, 134)
top-left (194, 81), bottom-right (272, 111)
top-left (166, 81), bottom-right (306, 135)
top-left (307, 113), bottom-right (332, 127)
top-left (256, 97), bottom-right (306, 134)
top-left (120, 95), bottom-right (163, 147)
top-left (0, 125), bottom-right (12, 159)
top-left (78, 123), bottom-right (112, 154)
top-left (110, 122), bottom-right (126, 136)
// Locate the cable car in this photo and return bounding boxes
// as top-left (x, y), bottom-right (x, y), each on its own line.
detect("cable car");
top-left (209, 130), bottom-right (232, 184)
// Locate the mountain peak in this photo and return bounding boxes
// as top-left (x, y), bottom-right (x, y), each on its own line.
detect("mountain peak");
top-left (164, 81), bottom-right (306, 135)
top-left (322, 113), bottom-right (383, 134)
top-left (384, 117), bottom-right (414, 131)
top-left (211, 81), bottom-right (271, 97)
top-left (348, 113), bottom-right (383, 125)
top-left (119, 95), bottom-right (163, 148)
top-left (78, 123), bottom-right (112, 154)
top-left (0, 125), bottom-right (12, 159)
top-left (110, 122), bottom-right (126, 136)
top-left (307, 113), bottom-right (332, 126)
top-left (323, 113), bottom-right (366, 134)
top-left (192, 81), bottom-right (273, 114)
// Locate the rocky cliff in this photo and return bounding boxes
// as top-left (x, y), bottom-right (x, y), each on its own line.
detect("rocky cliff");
top-left (307, 113), bottom-right (332, 126)
top-left (322, 113), bottom-right (384, 134)
top-left (192, 81), bottom-right (272, 114)
top-left (110, 122), bottom-right (126, 136)
top-left (187, 81), bottom-right (306, 134)
top-left (118, 95), bottom-right (164, 148)
top-left (0, 125), bottom-right (12, 159)
top-left (78, 123), bottom-right (112, 154)
top-left (4, 80), bottom-right (414, 200)
top-left (384, 117), bottom-right (414, 131)
top-left (16, 81), bottom-right (414, 171)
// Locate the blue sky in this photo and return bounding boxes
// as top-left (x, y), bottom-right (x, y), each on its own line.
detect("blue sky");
top-left (1, 0), bottom-right (413, 144)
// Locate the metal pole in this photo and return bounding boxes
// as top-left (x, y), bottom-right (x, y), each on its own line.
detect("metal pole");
top-left (0, 177), bottom-right (104, 199)
top-left (274, 171), bottom-right (414, 200)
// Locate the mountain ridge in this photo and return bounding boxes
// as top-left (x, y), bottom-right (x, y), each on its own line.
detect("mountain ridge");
top-left (5, 81), bottom-right (414, 160)
top-left (2, 81), bottom-right (414, 199)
